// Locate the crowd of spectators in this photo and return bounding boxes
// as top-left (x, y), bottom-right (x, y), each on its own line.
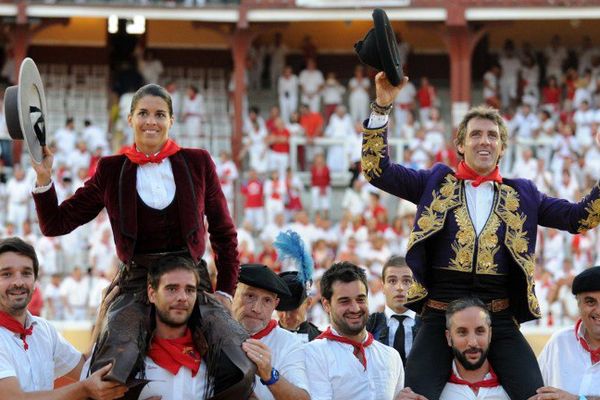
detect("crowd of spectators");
top-left (0, 33), bottom-right (598, 333)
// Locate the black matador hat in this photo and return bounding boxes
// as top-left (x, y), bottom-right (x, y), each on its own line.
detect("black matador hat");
top-left (4, 57), bottom-right (47, 163)
top-left (354, 8), bottom-right (404, 86)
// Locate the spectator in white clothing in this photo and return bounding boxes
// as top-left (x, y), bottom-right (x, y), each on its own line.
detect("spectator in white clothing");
top-left (6, 165), bottom-right (30, 235)
top-left (298, 58), bottom-right (324, 113)
top-left (60, 267), bottom-right (91, 320)
top-left (0, 237), bottom-right (126, 398)
top-left (303, 261), bottom-right (404, 400)
top-left (278, 66), bottom-right (299, 124)
top-left (536, 267), bottom-right (600, 399)
top-left (348, 65), bottom-right (371, 123)
top-left (321, 72), bottom-right (346, 122)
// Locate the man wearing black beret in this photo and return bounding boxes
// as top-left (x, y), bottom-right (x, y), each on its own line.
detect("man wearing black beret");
top-left (233, 264), bottom-right (310, 400)
top-left (535, 266), bottom-right (600, 400)
top-left (276, 271), bottom-right (321, 343)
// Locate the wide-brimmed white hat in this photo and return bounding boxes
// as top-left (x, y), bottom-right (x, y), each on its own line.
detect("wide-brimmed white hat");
top-left (3, 57), bottom-right (47, 163)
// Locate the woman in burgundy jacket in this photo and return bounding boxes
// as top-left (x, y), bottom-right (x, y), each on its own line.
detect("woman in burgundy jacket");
top-left (31, 84), bottom-right (254, 399)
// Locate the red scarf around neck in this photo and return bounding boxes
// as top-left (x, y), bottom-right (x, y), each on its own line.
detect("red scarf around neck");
top-left (0, 311), bottom-right (33, 350)
top-left (147, 328), bottom-right (201, 377)
top-left (317, 327), bottom-right (374, 370)
top-left (122, 138), bottom-right (180, 165)
top-left (251, 319), bottom-right (278, 340)
top-left (455, 161), bottom-right (503, 187)
top-left (449, 366), bottom-right (500, 394)
top-left (575, 319), bottom-right (600, 365)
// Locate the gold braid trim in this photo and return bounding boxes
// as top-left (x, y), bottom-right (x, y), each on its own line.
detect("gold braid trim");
top-left (448, 205), bottom-right (475, 272)
top-left (406, 281), bottom-right (428, 305)
top-left (577, 187), bottom-right (600, 233)
top-left (361, 128), bottom-right (387, 181)
top-left (496, 185), bottom-right (541, 318)
top-left (407, 174), bottom-right (461, 250)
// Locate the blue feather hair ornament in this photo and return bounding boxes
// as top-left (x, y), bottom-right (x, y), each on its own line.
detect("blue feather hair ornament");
top-left (273, 230), bottom-right (314, 294)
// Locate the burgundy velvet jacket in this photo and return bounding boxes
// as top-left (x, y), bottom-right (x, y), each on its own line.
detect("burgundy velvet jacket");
top-left (33, 148), bottom-right (239, 295)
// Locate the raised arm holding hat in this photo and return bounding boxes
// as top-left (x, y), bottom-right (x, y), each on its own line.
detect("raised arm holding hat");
top-left (534, 266), bottom-right (600, 400)
top-left (356, 15), bottom-right (600, 397)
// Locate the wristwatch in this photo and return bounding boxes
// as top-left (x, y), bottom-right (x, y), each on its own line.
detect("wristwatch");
top-left (260, 368), bottom-right (280, 386)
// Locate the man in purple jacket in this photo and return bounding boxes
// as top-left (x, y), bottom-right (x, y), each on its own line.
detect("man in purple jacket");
top-left (362, 72), bottom-right (600, 399)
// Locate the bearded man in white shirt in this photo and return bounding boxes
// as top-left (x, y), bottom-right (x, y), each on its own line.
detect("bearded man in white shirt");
top-left (398, 297), bottom-right (509, 400)
top-left (534, 266), bottom-right (600, 400)
top-left (0, 237), bottom-right (127, 399)
top-left (303, 261), bottom-right (404, 400)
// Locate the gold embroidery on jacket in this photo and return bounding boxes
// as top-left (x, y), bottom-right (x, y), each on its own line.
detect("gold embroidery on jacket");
top-left (448, 205), bottom-right (474, 272)
top-left (407, 175), bottom-right (461, 250)
top-left (476, 212), bottom-right (501, 274)
top-left (406, 281), bottom-right (428, 304)
top-left (577, 197), bottom-right (600, 233)
top-left (361, 129), bottom-right (386, 181)
top-left (496, 185), bottom-right (541, 317)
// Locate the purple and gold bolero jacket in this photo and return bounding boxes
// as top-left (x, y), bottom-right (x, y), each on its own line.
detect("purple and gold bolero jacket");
top-left (362, 124), bottom-right (600, 322)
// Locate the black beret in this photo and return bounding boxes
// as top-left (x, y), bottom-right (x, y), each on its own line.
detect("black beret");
top-left (572, 266), bottom-right (600, 295)
top-left (276, 271), bottom-right (308, 312)
top-left (239, 264), bottom-right (292, 297)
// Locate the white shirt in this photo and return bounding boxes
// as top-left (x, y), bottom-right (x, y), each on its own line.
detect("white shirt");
top-left (298, 69), bottom-right (325, 95)
top-left (322, 81), bottom-right (346, 105)
top-left (383, 306), bottom-right (416, 355)
top-left (499, 57), bottom-right (521, 84)
top-left (138, 356), bottom-right (210, 400)
top-left (278, 75), bottom-right (299, 99)
top-left (83, 124), bottom-right (109, 152)
top-left (440, 361), bottom-right (510, 400)
top-left (394, 82), bottom-right (416, 105)
top-left (464, 181), bottom-right (495, 236)
top-left (59, 276), bottom-right (91, 308)
top-left (254, 325), bottom-right (309, 400)
top-left (0, 313), bottom-right (81, 391)
top-left (303, 328), bottom-right (404, 400)
top-left (136, 157), bottom-right (176, 210)
top-left (483, 71), bottom-right (498, 99)
top-left (538, 323), bottom-right (600, 396)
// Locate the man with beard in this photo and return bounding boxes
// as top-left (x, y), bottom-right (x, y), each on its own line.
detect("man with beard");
top-left (82, 255), bottom-right (247, 399)
top-left (367, 256), bottom-right (420, 369)
top-left (534, 266), bottom-right (600, 400)
top-left (0, 237), bottom-right (127, 399)
top-left (135, 255), bottom-right (217, 399)
top-left (398, 297), bottom-right (508, 400)
top-left (303, 261), bottom-right (404, 399)
top-left (232, 264), bottom-right (310, 400)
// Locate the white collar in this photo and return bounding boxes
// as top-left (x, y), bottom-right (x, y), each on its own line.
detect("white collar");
top-left (384, 305), bottom-right (416, 321)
